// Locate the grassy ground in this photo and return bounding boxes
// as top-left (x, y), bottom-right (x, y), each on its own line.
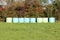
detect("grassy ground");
top-left (0, 22), bottom-right (60, 40)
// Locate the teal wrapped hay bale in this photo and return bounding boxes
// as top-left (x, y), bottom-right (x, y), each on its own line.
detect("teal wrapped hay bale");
top-left (30, 18), bottom-right (36, 23)
top-left (24, 18), bottom-right (30, 23)
top-left (13, 18), bottom-right (19, 23)
top-left (19, 18), bottom-right (24, 23)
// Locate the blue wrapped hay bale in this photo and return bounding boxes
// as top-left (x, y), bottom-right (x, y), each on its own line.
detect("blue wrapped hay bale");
top-left (49, 17), bottom-right (55, 23)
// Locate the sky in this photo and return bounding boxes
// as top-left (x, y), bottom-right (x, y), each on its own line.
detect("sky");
top-left (48, 0), bottom-right (52, 4)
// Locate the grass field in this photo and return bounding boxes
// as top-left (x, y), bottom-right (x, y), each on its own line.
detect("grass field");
top-left (0, 22), bottom-right (60, 40)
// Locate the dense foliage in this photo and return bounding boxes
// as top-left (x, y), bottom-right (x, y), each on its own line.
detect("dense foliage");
top-left (0, 0), bottom-right (60, 22)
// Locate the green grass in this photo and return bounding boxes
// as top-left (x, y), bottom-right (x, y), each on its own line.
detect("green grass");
top-left (0, 22), bottom-right (60, 40)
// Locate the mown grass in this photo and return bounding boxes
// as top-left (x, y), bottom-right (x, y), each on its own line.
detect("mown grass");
top-left (0, 22), bottom-right (60, 40)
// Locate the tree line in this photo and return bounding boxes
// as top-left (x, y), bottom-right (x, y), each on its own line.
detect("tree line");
top-left (0, 0), bottom-right (60, 22)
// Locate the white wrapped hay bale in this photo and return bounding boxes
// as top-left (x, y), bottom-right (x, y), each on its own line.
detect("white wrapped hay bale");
top-left (43, 18), bottom-right (48, 23)
top-left (6, 17), bottom-right (12, 23)
top-left (37, 18), bottom-right (43, 23)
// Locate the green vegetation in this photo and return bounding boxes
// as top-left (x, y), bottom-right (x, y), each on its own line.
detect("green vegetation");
top-left (0, 0), bottom-right (60, 22)
top-left (0, 22), bottom-right (60, 40)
